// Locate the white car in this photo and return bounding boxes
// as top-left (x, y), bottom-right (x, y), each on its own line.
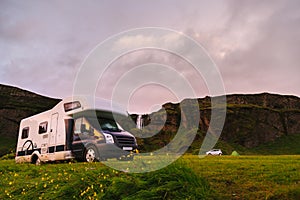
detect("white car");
top-left (206, 149), bottom-right (222, 156)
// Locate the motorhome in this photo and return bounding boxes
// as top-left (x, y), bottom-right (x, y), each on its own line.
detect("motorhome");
top-left (15, 97), bottom-right (138, 165)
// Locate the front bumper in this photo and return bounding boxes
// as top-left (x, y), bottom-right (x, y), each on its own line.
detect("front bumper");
top-left (95, 143), bottom-right (137, 159)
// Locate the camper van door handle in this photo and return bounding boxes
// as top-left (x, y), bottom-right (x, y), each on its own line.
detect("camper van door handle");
top-left (50, 129), bottom-right (53, 132)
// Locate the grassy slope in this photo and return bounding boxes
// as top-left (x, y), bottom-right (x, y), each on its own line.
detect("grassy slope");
top-left (0, 137), bottom-right (15, 156)
top-left (0, 155), bottom-right (299, 200)
top-left (0, 84), bottom-right (60, 156)
top-left (253, 134), bottom-right (300, 155)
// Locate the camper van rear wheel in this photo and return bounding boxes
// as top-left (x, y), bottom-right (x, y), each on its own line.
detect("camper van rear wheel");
top-left (35, 157), bottom-right (42, 165)
top-left (31, 154), bottom-right (42, 165)
top-left (84, 146), bottom-right (98, 163)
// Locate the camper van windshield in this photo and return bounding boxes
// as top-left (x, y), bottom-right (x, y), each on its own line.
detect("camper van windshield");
top-left (86, 117), bottom-right (121, 132)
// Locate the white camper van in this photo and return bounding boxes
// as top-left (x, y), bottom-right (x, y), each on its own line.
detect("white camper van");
top-left (15, 97), bottom-right (138, 165)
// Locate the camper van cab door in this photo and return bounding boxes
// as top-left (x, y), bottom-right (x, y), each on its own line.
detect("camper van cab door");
top-left (49, 113), bottom-right (59, 151)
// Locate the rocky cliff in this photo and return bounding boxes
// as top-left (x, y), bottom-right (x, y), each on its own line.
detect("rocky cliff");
top-left (0, 84), bottom-right (299, 156)
top-left (128, 93), bottom-right (300, 154)
top-left (221, 93), bottom-right (300, 147)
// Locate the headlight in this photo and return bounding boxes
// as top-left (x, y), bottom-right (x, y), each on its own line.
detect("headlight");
top-left (103, 133), bottom-right (114, 144)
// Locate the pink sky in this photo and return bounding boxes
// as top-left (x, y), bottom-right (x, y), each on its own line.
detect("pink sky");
top-left (1, 0), bottom-right (300, 113)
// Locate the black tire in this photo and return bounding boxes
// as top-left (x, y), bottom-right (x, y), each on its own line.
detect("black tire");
top-left (31, 154), bottom-right (42, 165)
top-left (35, 157), bottom-right (42, 165)
top-left (84, 146), bottom-right (99, 163)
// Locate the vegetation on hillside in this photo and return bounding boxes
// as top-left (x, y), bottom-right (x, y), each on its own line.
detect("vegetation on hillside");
top-left (124, 93), bottom-right (300, 155)
top-left (0, 84), bottom-right (60, 156)
top-left (1, 84), bottom-right (300, 157)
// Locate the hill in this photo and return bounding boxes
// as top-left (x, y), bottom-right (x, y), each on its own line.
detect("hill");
top-left (0, 84), bottom-right (300, 156)
top-left (126, 93), bottom-right (300, 155)
top-left (0, 84), bottom-right (60, 156)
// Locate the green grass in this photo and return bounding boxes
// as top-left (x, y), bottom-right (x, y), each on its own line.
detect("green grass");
top-left (191, 133), bottom-right (300, 156)
top-left (0, 155), bottom-right (299, 199)
top-left (0, 157), bottom-right (215, 200)
top-left (253, 134), bottom-right (300, 155)
top-left (185, 155), bottom-right (300, 199)
top-left (0, 137), bottom-right (15, 156)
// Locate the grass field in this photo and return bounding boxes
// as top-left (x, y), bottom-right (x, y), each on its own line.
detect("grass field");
top-left (0, 155), bottom-right (299, 199)
top-left (185, 155), bottom-right (300, 199)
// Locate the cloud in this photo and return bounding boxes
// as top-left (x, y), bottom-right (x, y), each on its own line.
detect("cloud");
top-left (1, 0), bottom-right (299, 112)
top-left (185, 0), bottom-right (300, 95)
top-left (94, 48), bottom-right (208, 113)
top-left (112, 32), bottom-right (185, 52)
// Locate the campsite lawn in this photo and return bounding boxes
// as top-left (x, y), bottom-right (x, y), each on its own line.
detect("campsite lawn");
top-left (185, 155), bottom-right (300, 199)
top-left (0, 155), bottom-right (299, 199)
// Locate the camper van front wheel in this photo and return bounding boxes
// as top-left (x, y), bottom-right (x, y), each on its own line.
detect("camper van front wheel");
top-left (84, 146), bottom-right (99, 163)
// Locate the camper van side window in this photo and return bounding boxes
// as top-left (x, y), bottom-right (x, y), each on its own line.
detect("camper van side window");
top-left (39, 122), bottom-right (48, 134)
top-left (64, 101), bottom-right (81, 112)
top-left (21, 127), bottom-right (29, 139)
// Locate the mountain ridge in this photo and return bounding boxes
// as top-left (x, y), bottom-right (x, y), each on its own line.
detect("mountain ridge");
top-left (124, 93), bottom-right (300, 154)
top-left (0, 84), bottom-right (299, 156)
